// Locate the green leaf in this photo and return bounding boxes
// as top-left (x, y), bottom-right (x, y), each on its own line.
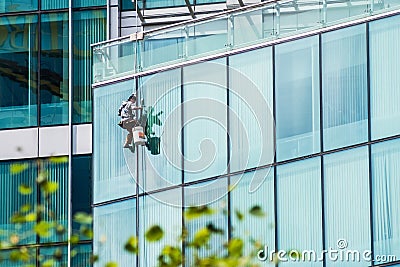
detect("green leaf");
top-left (70, 234), bottom-right (80, 244)
top-left (20, 204), bottom-right (31, 213)
top-left (10, 163), bottom-right (29, 175)
top-left (18, 184), bottom-right (33, 195)
top-left (73, 212), bottom-right (92, 224)
top-left (33, 222), bottom-right (54, 238)
top-left (11, 213), bottom-right (26, 223)
top-left (249, 205), bottom-right (266, 217)
top-left (53, 249), bottom-right (63, 261)
top-left (80, 226), bottom-right (93, 239)
top-left (145, 225), bottom-right (164, 242)
top-left (227, 238), bottom-right (244, 258)
top-left (124, 236), bottom-right (138, 254)
top-left (90, 255), bottom-right (99, 264)
top-left (206, 223), bottom-right (224, 235)
top-left (36, 171), bottom-right (48, 185)
top-left (191, 227), bottom-right (211, 248)
top-left (42, 259), bottom-right (55, 267)
top-left (41, 181), bottom-right (58, 194)
top-left (48, 156), bottom-right (68, 163)
top-left (56, 224), bottom-right (66, 236)
top-left (184, 206), bottom-right (214, 220)
top-left (235, 210), bottom-right (244, 221)
top-left (158, 246), bottom-right (182, 266)
top-left (25, 212), bottom-right (37, 222)
top-left (105, 262), bottom-right (118, 267)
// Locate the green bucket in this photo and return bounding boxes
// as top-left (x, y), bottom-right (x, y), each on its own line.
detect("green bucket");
top-left (149, 137), bottom-right (160, 155)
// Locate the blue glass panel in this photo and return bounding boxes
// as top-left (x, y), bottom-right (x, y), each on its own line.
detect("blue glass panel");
top-left (372, 139), bottom-right (400, 264)
top-left (324, 147), bottom-right (370, 267)
top-left (94, 200), bottom-right (137, 267)
top-left (231, 170), bottom-right (275, 258)
top-left (93, 80), bottom-right (137, 203)
top-left (184, 178), bottom-right (228, 264)
top-left (0, 15), bottom-right (38, 129)
top-left (277, 158), bottom-right (323, 267)
top-left (370, 15), bottom-right (400, 140)
top-left (322, 24), bottom-right (368, 150)
top-left (0, 0), bottom-right (37, 13)
top-left (145, 0), bottom-right (187, 9)
top-left (73, 10), bottom-right (107, 124)
top-left (139, 189), bottom-right (182, 266)
top-left (196, 0), bottom-right (224, 4)
top-left (183, 59), bottom-right (227, 182)
top-left (0, 248), bottom-right (36, 266)
top-left (72, 244), bottom-right (93, 267)
top-left (0, 160), bottom-right (37, 245)
top-left (41, 0), bottom-right (68, 10)
top-left (73, 0), bottom-right (106, 7)
top-left (72, 155), bottom-right (92, 233)
top-left (39, 246), bottom-right (68, 266)
top-left (140, 69), bottom-right (182, 192)
top-left (40, 12), bottom-right (69, 126)
top-left (40, 159), bottom-right (69, 243)
top-left (275, 36), bottom-right (320, 162)
top-left (229, 47), bottom-right (274, 172)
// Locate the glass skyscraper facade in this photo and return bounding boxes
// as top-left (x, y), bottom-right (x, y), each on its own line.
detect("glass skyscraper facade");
top-left (93, 2), bottom-right (400, 266)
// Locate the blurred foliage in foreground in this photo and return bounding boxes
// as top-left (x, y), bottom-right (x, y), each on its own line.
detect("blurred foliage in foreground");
top-left (0, 157), bottom-right (270, 267)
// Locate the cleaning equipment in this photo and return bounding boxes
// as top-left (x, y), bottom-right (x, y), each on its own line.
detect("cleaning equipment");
top-left (133, 126), bottom-right (147, 146)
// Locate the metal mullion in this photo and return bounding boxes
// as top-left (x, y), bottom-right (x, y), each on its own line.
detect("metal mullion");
top-left (272, 45), bottom-right (278, 267)
top-left (226, 56), bottom-right (232, 242)
top-left (366, 21), bottom-right (375, 266)
top-left (319, 32), bottom-right (327, 267)
top-left (181, 66), bottom-right (186, 267)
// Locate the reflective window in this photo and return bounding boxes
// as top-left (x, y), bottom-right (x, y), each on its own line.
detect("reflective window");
top-left (139, 189), bottom-right (182, 267)
top-left (275, 36), bottom-right (320, 162)
top-left (73, 0), bottom-right (106, 7)
top-left (93, 80), bottom-right (137, 204)
top-left (40, 13), bottom-right (69, 126)
top-left (372, 139), bottom-right (400, 264)
top-left (0, 15), bottom-right (38, 129)
top-left (231, 170), bottom-right (275, 256)
top-left (73, 10), bottom-right (107, 124)
top-left (40, 159), bottom-right (69, 243)
top-left (0, 160), bottom-right (37, 245)
top-left (324, 147), bottom-right (371, 267)
top-left (277, 158), bottom-right (323, 267)
top-left (140, 69), bottom-right (182, 192)
top-left (0, 0), bottom-right (37, 13)
top-left (39, 246), bottom-right (68, 265)
top-left (370, 16), bottom-right (400, 140)
top-left (42, 0), bottom-right (68, 10)
top-left (183, 59), bottom-right (228, 183)
top-left (322, 24), bottom-right (368, 150)
top-left (184, 178), bottom-right (228, 264)
top-left (229, 48), bottom-right (274, 172)
top-left (72, 155), bottom-right (92, 233)
top-left (72, 244), bottom-right (93, 267)
top-left (94, 200), bottom-right (137, 267)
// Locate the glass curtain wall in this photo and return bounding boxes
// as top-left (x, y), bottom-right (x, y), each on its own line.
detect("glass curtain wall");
top-left (324, 147), bottom-right (371, 267)
top-left (370, 15), bottom-right (400, 140)
top-left (275, 36), bottom-right (320, 162)
top-left (93, 80), bottom-right (137, 204)
top-left (0, 0), bottom-right (37, 13)
top-left (0, 14), bottom-right (38, 130)
top-left (322, 24), bottom-right (368, 151)
top-left (73, 9), bottom-right (106, 124)
top-left (40, 12), bottom-right (69, 126)
top-left (372, 139), bottom-right (400, 263)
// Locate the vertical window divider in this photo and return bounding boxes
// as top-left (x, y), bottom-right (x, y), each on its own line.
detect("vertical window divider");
top-left (180, 67), bottom-right (186, 267)
top-left (272, 45), bottom-right (278, 267)
top-left (68, 0), bottom-right (73, 265)
top-left (366, 22), bottom-right (375, 266)
top-left (226, 56), bottom-right (232, 242)
top-left (135, 77), bottom-right (140, 267)
top-left (319, 32), bottom-right (327, 267)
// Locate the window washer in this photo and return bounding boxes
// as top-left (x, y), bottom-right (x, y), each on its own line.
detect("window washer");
top-left (121, 94), bottom-right (142, 148)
